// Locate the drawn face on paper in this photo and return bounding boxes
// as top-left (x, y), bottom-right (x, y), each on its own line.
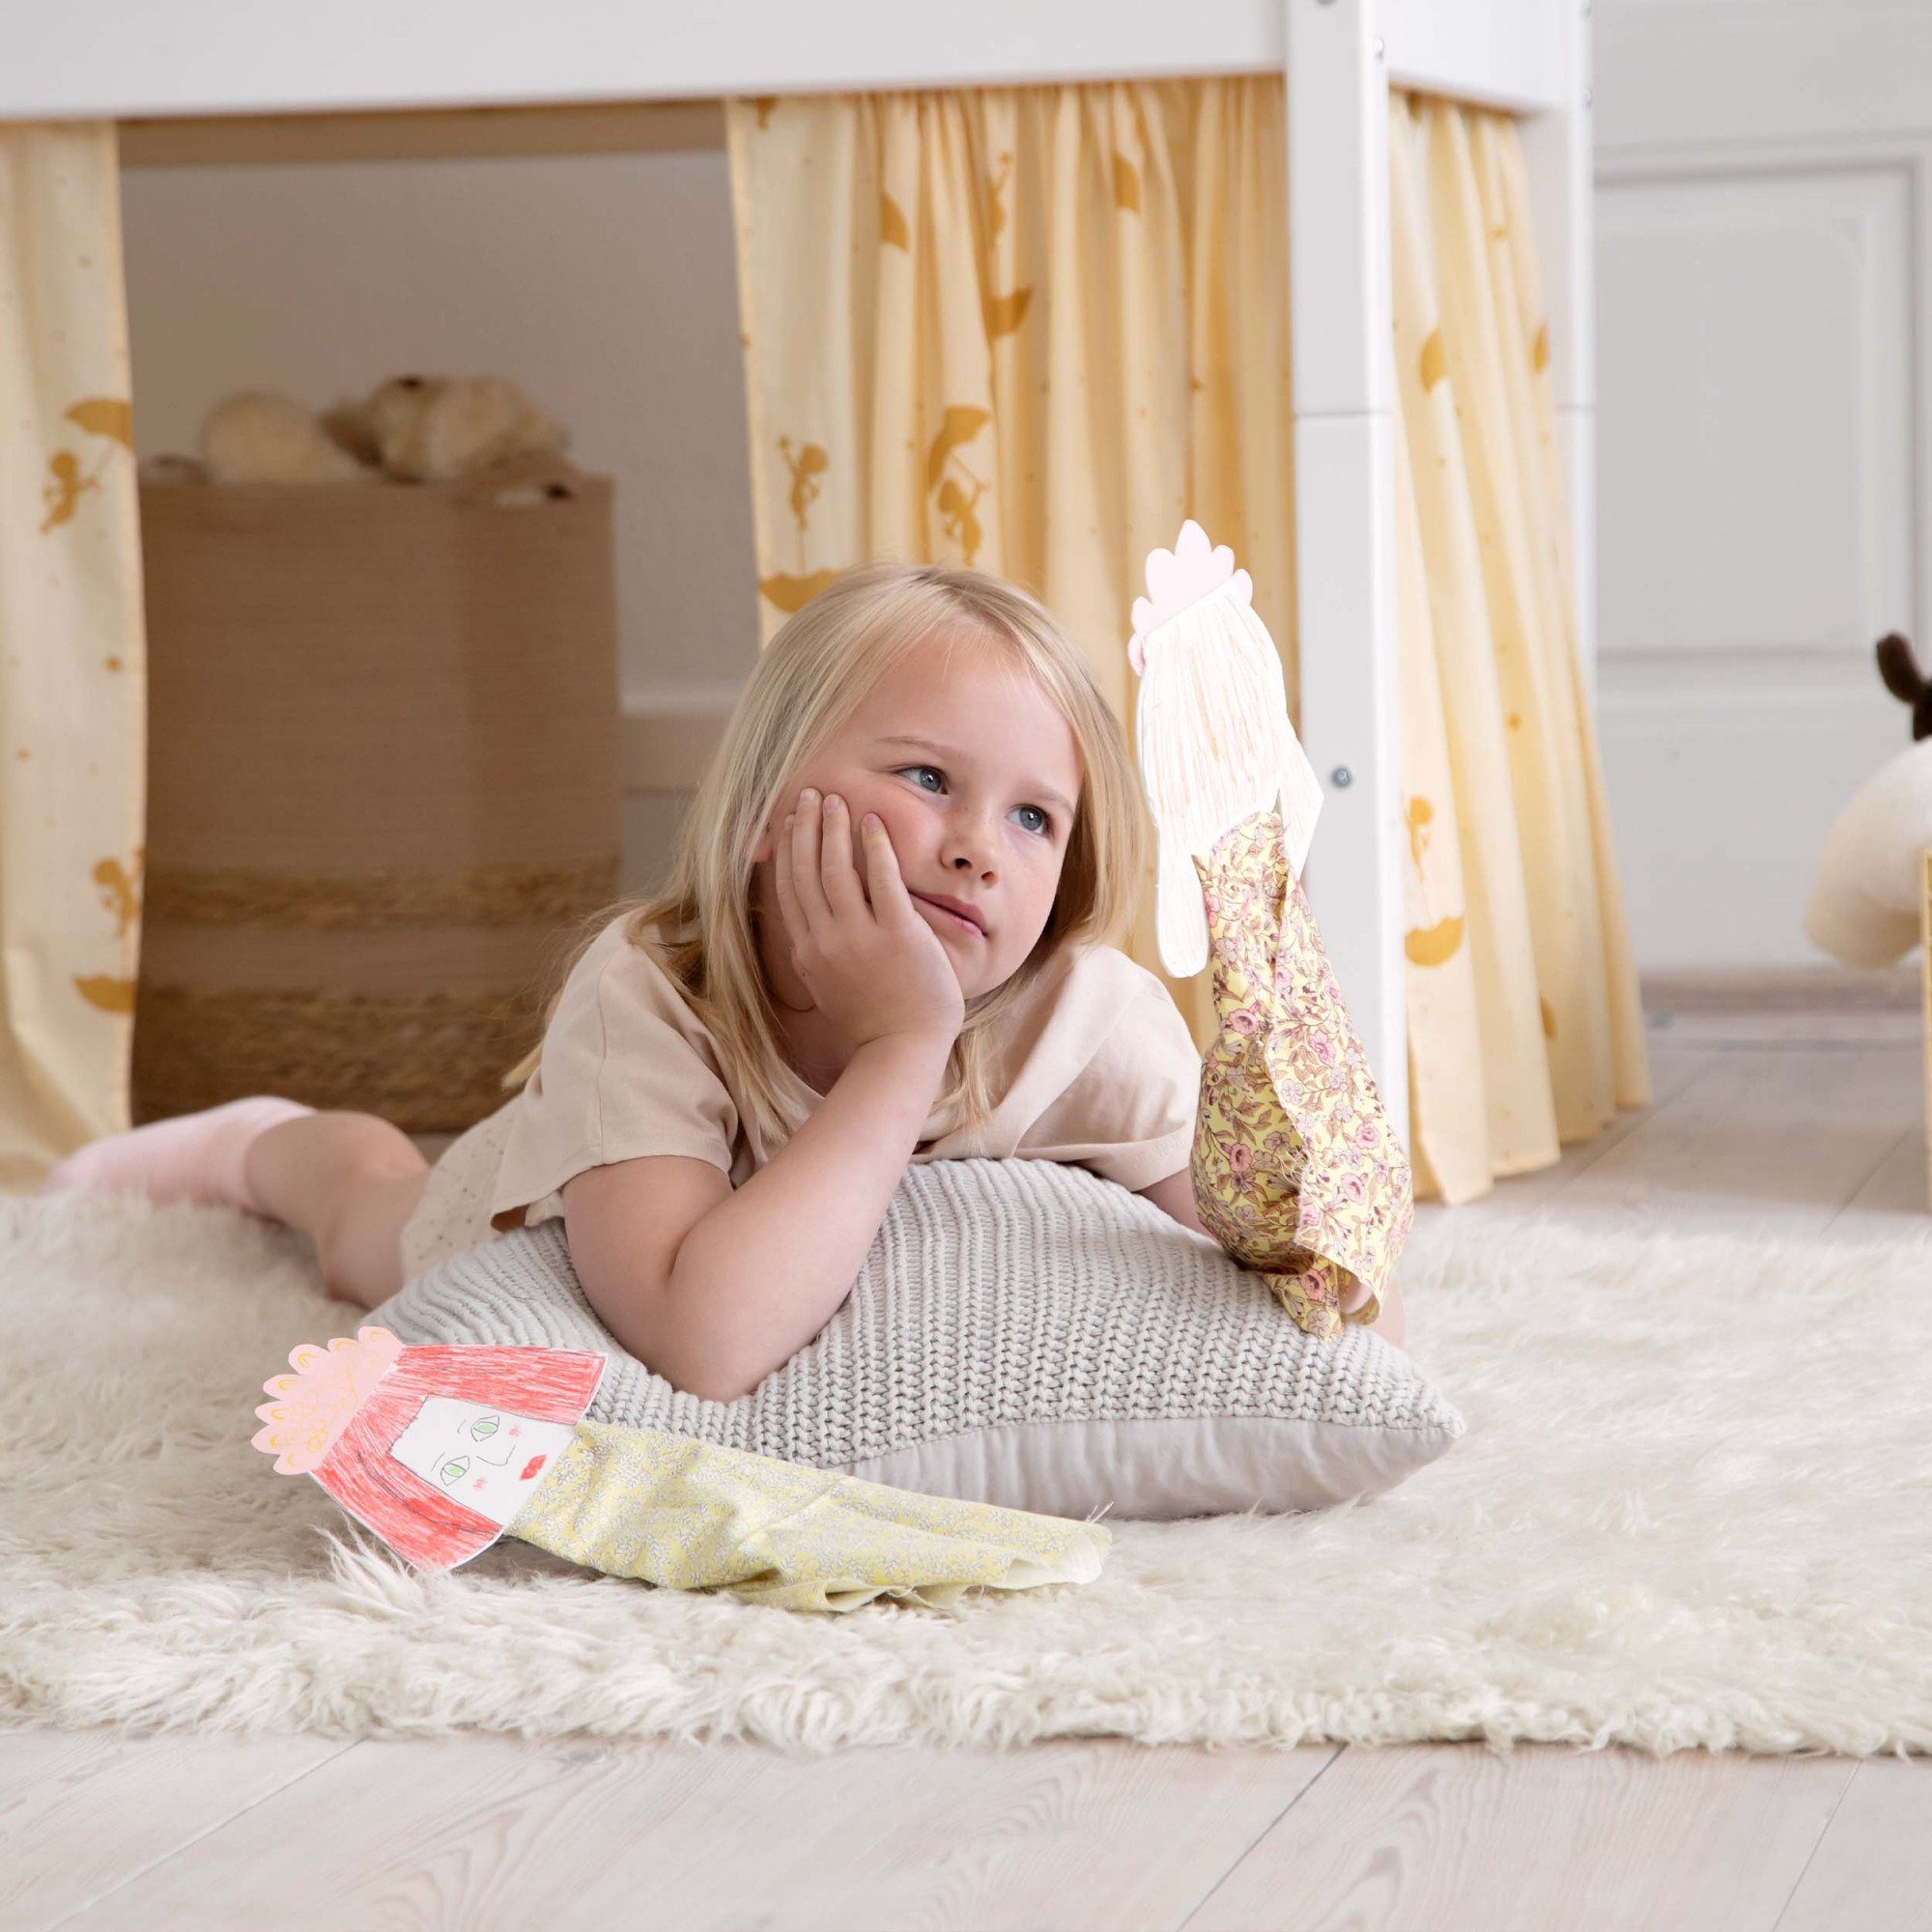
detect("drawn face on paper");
top-left (388, 1396), bottom-right (577, 1528)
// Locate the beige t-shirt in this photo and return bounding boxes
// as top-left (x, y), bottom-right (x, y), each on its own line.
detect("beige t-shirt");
top-left (399, 912), bottom-right (1202, 1281)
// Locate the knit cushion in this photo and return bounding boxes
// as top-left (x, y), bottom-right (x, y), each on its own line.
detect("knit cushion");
top-left (369, 1157), bottom-right (1464, 1520)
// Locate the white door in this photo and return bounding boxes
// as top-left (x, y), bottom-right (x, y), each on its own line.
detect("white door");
top-left (1595, 0), bottom-right (1925, 968)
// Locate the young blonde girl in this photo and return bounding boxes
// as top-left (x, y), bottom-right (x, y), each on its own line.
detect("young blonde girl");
top-left (44, 562), bottom-right (1403, 1396)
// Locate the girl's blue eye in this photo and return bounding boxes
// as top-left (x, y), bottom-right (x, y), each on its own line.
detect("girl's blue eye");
top-left (897, 766), bottom-right (1053, 837)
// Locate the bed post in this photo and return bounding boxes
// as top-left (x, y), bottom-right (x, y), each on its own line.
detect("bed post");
top-left (1519, 0), bottom-right (1597, 703)
top-left (1283, 0), bottom-right (1409, 1147)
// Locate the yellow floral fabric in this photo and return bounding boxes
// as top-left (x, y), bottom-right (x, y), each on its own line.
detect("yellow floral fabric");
top-left (0, 125), bottom-right (146, 1190)
top-left (724, 79), bottom-right (1648, 1206)
top-left (506, 1419), bottom-right (1110, 1613)
top-left (1190, 809), bottom-right (1413, 1338)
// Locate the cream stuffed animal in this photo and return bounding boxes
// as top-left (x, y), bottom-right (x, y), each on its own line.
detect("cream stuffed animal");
top-left (198, 390), bottom-right (374, 485)
top-left (192, 376), bottom-right (566, 486)
top-left (1804, 634), bottom-right (1932, 966)
top-left (328, 375), bottom-right (567, 482)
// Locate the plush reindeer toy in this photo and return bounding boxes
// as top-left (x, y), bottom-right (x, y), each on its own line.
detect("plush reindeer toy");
top-left (1126, 522), bottom-right (1414, 1339)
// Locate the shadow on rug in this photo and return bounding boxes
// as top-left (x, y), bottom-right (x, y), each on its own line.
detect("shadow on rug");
top-left (4, 1187), bottom-right (1928, 1756)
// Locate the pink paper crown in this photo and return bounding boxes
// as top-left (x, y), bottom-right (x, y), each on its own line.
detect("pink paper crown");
top-left (1126, 519), bottom-right (1255, 673)
top-left (250, 1325), bottom-right (405, 1474)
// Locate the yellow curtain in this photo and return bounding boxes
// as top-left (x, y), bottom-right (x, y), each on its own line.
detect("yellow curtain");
top-left (1391, 97), bottom-right (1650, 1197)
top-left (726, 79), bottom-right (1649, 1204)
top-left (0, 125), bottom-right (147, 1190)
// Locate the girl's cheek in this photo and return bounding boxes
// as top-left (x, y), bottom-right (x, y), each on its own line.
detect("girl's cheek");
top-left (1024, 836), bottom-right (1066, 876)
top-left (868, 794), bottom-right (925, 850)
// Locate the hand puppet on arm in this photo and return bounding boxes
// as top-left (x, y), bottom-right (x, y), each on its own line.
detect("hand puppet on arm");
top-left (1126, 522), bottom-right (1414, 1339)
top-left (250, 1327), bottom-right (1108, 1612)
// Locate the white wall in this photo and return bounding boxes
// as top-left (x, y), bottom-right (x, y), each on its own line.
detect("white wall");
top-left (120, 147), bottom-right (752, 895)
top-left (1593, 0), bottom-right (1925, 966)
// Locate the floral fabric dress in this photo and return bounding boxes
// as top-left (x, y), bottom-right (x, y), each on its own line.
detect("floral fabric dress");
top-left (1189, 808), bottom-right (1415, 1339)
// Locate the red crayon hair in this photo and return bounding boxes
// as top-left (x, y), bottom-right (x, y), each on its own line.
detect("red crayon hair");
top-left (313, 1345), bottom-right (604, 1573)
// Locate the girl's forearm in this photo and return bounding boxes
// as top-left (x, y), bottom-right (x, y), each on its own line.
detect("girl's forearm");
top-left (658, 1031), bottom-right (952, 1400)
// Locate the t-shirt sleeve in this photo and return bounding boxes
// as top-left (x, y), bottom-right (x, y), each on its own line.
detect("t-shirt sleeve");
top-left (488, 927), bottom-right (740, 1228)
top-left (1014, 966), bottom-right (1201, 1193)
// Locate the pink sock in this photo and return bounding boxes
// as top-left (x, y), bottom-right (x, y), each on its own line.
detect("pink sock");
top-left (39, 1095), bottom-right (318, 1215)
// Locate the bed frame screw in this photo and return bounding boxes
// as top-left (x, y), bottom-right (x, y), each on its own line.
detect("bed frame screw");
top-left (1330, 765), bottom-right (1354, 789)
top-left (1373, 36), bottom-right (1385, 57)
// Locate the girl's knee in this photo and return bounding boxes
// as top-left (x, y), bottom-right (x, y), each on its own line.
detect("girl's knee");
top-left (315, 1166), bottom-right (428, 1310)
top-left (251, 1108), bottom-right (421, 1183)
top-left (328, 1111), bottom-right (429, 1179)
top-left (244, 1110), bottom-right (425, 1250)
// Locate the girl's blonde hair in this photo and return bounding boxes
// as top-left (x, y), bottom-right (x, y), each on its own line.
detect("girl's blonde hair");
top-left (501, 561), bottom-right (1150, 1150)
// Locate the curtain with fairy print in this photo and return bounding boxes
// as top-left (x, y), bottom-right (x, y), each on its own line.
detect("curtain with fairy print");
top-left (1388, 95), bottom-right (1650, 1198)
top-left (725, 80), bottom-right (1650, 1204)
top-left (0, 124), bottom-right (147, 1189)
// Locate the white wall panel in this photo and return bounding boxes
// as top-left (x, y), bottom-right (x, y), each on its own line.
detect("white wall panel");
top-left (1598, 651), bottom-right (1906, 966)
top-left (1597, 0), bottom-right (1932, 152)
top-left (1594, 0), bottom-right (1927, 968)
top-left (1598, 167), bottom-right (1911, 661)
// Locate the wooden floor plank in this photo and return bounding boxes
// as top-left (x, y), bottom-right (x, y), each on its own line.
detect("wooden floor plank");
top-left (1776, 1759), bottom-right (1932, 1932)
top-left (1641, 1009), bottom-right (1920, 1049)
top-left (1486, 1043), bottom-right (1921, 1237)
top-left (1185, 1744), bottom-right (1856, 1932)
top-left (54, 1737), bottom-right (1338, 1932)
top-left (1828, 1127), bottom-right (1927, 1229)
top-left (1407, 1040), bottom-right (1718, 1231)
top-left (0, 1727), bottom-right (351, 1932)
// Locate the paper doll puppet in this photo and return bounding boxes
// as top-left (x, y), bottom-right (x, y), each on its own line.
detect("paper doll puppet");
top-left (251, 1327), bottom-right (1108, 1613)
top-left (1127, 521), bottom-right (1414, 1338)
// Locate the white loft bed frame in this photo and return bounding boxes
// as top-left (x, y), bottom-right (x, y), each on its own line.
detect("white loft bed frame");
top-left (8, 0), bottom-right (1596, 1140)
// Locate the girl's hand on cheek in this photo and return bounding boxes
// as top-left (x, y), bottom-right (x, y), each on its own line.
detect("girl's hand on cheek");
top-left (773, 790), bottom-right (965, 1051)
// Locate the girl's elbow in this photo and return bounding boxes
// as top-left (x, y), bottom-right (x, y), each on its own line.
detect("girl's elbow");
top-left (1137, 1167), bottom-right (1207, 1234)
top-left (599, 1266), bottom-right (765, 1403)
top-left (677, 1367), bottom-right (759, 1404)
top-left (648, 1338), bottom-right (762, 1405)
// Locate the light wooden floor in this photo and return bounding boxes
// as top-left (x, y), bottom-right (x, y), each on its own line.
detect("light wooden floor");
top-left (6, 987), bottom-right (1930, 1932)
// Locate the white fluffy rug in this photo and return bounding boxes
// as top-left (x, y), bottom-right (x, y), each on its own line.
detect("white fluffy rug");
top-left (4, 1186), bottom-right (1928, 1758)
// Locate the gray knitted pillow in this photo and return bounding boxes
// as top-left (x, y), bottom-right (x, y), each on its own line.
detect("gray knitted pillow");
top-left (370, 1156), bottom-right (1463, 1520)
